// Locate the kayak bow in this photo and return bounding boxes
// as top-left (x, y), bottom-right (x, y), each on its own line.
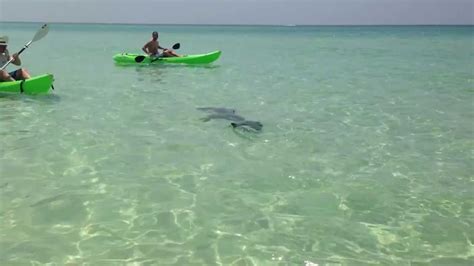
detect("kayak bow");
top-left (0, 74), bottom-right (54, 94)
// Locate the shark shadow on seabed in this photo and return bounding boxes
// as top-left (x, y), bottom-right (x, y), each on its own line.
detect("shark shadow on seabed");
top-left (230, 124), bottom-right (262, 140)
top-left (197, 106), bottom-right (264, 138)
top-left (197, 106), bottom-right (244, 122)
top-left (231, 120), bottom-right (263, 132)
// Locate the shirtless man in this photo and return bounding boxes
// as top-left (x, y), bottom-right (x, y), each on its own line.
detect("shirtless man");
top-left (142, 31), bottom-right (179, 58)
top-left (0, 35), bottom-right (31, 82)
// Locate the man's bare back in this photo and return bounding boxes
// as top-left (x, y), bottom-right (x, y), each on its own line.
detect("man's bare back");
top-left (142, 39), bottom-right (159, 56)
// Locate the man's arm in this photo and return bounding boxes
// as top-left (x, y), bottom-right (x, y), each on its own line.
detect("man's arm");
top-left (11, 53), bottom-right (21, 66)
top-left (157, 42), bottom-right (167, 51)
top-left (142, 41), bottom-right (151, 54)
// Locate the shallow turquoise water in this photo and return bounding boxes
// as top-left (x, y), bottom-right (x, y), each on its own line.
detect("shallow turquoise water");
top-left (0, 23), bottom-right (473, 265)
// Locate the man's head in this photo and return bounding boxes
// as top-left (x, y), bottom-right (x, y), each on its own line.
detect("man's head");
top-left (0, 36), bottom-right (8, 52)
top-left (152, 31), bottom-right (158, 40)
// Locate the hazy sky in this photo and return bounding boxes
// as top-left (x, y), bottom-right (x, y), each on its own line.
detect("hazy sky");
top-left (0, 0), bottom-right (472, 25)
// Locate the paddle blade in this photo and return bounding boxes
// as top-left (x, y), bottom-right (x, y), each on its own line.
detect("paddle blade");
top-left (135, 55), bottom-right (146, 63)
top-left (32, 24), bottom-right (49, 42)
top-left (172, 43), bottom-right (180, 49)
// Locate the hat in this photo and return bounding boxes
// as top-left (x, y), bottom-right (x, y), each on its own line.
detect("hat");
top-left (0, 36), bottom-right (8, 46)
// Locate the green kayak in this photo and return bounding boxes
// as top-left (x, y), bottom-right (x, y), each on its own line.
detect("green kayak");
top-left (0, 74), bottom-right (54, 94)
top-left (113, 50), bottom-right (222, 65)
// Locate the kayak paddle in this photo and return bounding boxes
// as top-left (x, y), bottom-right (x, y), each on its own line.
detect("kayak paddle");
top-left (172, 43), bottom-right (180, 50)
top-left (1, 24), bottom-right (49, 71)
top-left (134, 43), bottom-right (180, 63)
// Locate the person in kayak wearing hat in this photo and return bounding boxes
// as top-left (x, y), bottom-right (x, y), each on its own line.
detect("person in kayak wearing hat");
top-left (142, 31), bottom-right (180, 58)
top-left (0, 36), bottom-right (31, 82)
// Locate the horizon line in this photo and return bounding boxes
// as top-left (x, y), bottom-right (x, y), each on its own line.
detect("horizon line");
top-left (1, 20), bottom-right (473, 27)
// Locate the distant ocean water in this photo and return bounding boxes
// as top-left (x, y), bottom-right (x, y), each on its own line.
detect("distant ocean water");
top-left (0, 22), bottom-right (473, 265)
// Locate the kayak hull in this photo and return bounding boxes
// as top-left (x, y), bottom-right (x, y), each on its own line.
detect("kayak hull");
top-left (0, 74), bottom-right (54, 94)
top-left (113, 50), bottom-right (222, 65)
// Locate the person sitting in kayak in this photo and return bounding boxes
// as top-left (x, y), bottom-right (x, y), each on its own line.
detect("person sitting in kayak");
top-left (142, 31), bottom-right (180, 58)
top-left (0, 36), bottom-right (31, 82)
